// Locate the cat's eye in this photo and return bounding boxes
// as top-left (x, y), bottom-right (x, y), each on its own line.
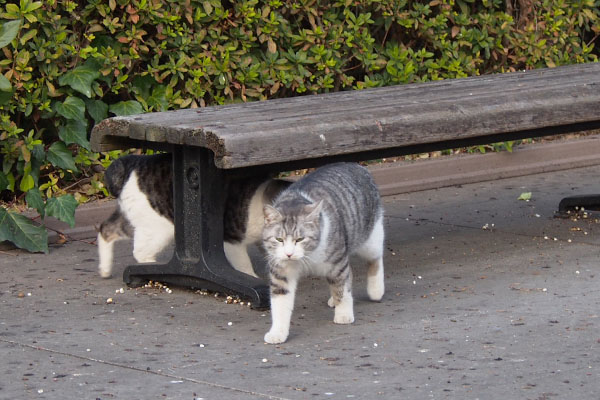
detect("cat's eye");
top-left (296, 237), bottom-right (304, 243)
top-left (275, 237), bottom-right (284, 242)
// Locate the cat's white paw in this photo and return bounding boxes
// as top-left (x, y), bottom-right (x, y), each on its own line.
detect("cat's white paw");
top-left (264, 329), bottom-right (289, 344)
top-left (98, 267), bottom-right (112, 279)
top-left (136, 256), bottom-right (156, 263)
top-left (333, 313), bottom-right (354, 324)
top-left (367, 281), bottom-right (384, 302)
top-left (327, 296), bottom-right (335, 308)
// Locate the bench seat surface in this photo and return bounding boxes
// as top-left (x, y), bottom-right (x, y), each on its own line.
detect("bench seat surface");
top-left (91, 63), bottom-right (600, 169)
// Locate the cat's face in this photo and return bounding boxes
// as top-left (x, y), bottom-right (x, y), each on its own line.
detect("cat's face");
top-left (262, 201), bottom-right (322, 263)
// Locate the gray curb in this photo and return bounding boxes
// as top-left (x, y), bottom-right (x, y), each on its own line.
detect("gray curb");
top-left (371, 134), bottom-right (600, 196)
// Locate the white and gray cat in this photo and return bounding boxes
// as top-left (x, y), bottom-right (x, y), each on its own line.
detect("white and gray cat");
top-left (97, 153), bottom-right (289, 279)
top-left (262, 162), bottom-right (385, 344)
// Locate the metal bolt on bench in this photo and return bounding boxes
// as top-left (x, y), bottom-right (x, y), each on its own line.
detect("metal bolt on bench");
top-left (91, 63), bottom-right (600, 309)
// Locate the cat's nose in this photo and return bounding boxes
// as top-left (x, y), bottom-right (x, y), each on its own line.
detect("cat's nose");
top-left (286, 253), bottom-right (293, 258)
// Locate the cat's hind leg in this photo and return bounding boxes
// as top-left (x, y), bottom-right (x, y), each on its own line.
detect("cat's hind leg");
top-left (224, 241), bottom-right (258, 278)
top-left (98, 209), bottom-right (133, 278)
top-left (366, 257), bottom-right (384, 302)
top-left (132, 218), bottom-right (174, 263)
top-left (356, 215), bottom-right (385, 302)
top-left (327, 261), bottom-right (355, 324)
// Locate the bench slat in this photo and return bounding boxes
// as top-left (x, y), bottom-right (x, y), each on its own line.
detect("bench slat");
top-left (91, 63), bottom-right (600, 169)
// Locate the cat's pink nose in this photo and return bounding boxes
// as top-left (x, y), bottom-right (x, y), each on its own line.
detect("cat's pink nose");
top-left (286, 253), bottom-right (293, 258)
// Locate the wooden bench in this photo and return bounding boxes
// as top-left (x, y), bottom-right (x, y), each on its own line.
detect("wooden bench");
top-left (91, 62), bottom-right (600, 309)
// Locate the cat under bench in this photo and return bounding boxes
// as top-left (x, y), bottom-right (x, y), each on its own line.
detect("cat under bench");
top-left (91, 62), bottom-right (600, 309)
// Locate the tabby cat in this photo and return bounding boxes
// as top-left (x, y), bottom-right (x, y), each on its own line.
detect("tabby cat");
top-left (97, 153), bottom-right (289, 279)
top-left (262, 162), bottom-right (385, 344)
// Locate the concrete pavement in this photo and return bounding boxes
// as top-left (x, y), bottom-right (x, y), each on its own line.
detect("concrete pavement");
top-left (1, 165), bottom-right (600, 399)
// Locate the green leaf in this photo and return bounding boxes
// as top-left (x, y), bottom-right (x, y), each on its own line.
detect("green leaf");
top-left (31, 144), bottom-right (45, 162)
top-left (47, 142), bottom-right (77, 171)
top-left (0, 207), bottom-right (48, 253)
top-left (0, 171), bottom-right (8, 191)
top-left (45, 195), bottom-right (78, 228)
top-left (132, 75), bottom-right (155, 98)
top-left (0, 74), bottom-right (11, 91)
top-left (24, 2), bottom-right (43, 13)
top-left (55, 96), bottom-right (86, 121)
top-left (58, 120), bottom-right (90, 150)
top-left (19, 172), bottom-right (34, 192)
top-left (0, 86), bottom-right (12, 105)
top-left (517, 192), bottom-right (532, 201)
top-left (25, 188), bottom-right (45, 218)
top-left (109, 100), bottom-right (144, 116)
top-left (85, 99), bottom-right (108, 123)
top-left (19, 28), bottom-right (37, 45)
top-left (5, 172), bottom-right (15, 191)
top-left (147, 86), bottom-right (168, 111)
top-left (0, 20), bottom-right (21, 48)
top-left (58, 65), bottom-right (100, 98)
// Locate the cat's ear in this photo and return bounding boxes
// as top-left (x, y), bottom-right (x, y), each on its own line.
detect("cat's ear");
top-left (304, 200), bottom-right (323, 221)
top-left (264, 205), bottom-right (283, 225)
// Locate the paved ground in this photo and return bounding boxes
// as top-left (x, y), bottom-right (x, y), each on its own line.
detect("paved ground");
top-left (1, 166), bottom-right (600, 399)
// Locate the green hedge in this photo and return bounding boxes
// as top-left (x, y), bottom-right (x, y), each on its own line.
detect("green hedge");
top-left (0, 0), bottom-right (599, 252)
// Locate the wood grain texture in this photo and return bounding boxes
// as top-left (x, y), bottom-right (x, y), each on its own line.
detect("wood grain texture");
top-left (91, 63), bottom-right (600, 169)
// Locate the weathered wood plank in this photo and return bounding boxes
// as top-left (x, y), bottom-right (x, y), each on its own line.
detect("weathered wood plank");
top-left (91, 63), bottom-right (600, 169)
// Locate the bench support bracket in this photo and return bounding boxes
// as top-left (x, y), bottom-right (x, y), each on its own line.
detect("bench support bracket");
top-left (123, 146), bottom-right (270, 309)
top-left (557, 194), bottom-right (600, 216)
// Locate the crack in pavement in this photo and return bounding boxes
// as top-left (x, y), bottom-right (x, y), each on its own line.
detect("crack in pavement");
top-left (0, 338), bottom-right (290, 400)
top-left (385, 215), bottom-right (600, 247)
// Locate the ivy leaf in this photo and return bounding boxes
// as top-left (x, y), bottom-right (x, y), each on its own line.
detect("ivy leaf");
top-left (0, 171), bottom-right (8, 191)
top-left (0, 19), bottom-right (21, 48)
top-left (55, 96), bottom-right (86, 121)
top-left (58, 120), bottom-right (90, 150)
top-left (47, 142), bottom-right (77, 172)
top-left (58, 65), bottom-right (100, 98)
top-left (0, 74), bottom-right (11, 91)
top-left (132, 75), bottom-right (155, 98)
top-left (25, 188), bottom-right (45, 218)
top-left (85, 99), bottom-right (108, 123)
top-left (109, 100), bottom-right (144, 116)
top-left (31, 144), bottom-right (45, 162)
top-left (45, 195), bottom-right (78, 228)
top-left (147, 86), bottom-right (168, 111)
top-left (0, 207), bottom-right (48, 253)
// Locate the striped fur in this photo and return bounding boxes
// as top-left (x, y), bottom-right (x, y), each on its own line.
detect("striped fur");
top-left (262, 162), bottom-right (385, 344)
top-left (98, 154), bottom-right (289, 279)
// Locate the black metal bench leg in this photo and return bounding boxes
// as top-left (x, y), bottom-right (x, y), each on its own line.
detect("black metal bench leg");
top-left (123, 146), bottom-right (270, 309)
top-left (557, 194), bottom-right (600, 216)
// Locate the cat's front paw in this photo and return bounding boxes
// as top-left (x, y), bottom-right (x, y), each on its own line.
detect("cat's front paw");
top-left (327, 296), bottom-right (335, 308)
top-left (264, 329), bottom-right (289, 344)
top-left (333, 313), bottom-right (354, 324)
top-left (99, 270), bottom-right (111, 279)
top-left (98, 265), bottom-right (112, 279)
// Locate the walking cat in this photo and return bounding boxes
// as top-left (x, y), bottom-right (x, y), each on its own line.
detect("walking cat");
top-left (97, 153), bottom-right (289, 279)
top-left (262, 162), bottom-right (385, 344)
